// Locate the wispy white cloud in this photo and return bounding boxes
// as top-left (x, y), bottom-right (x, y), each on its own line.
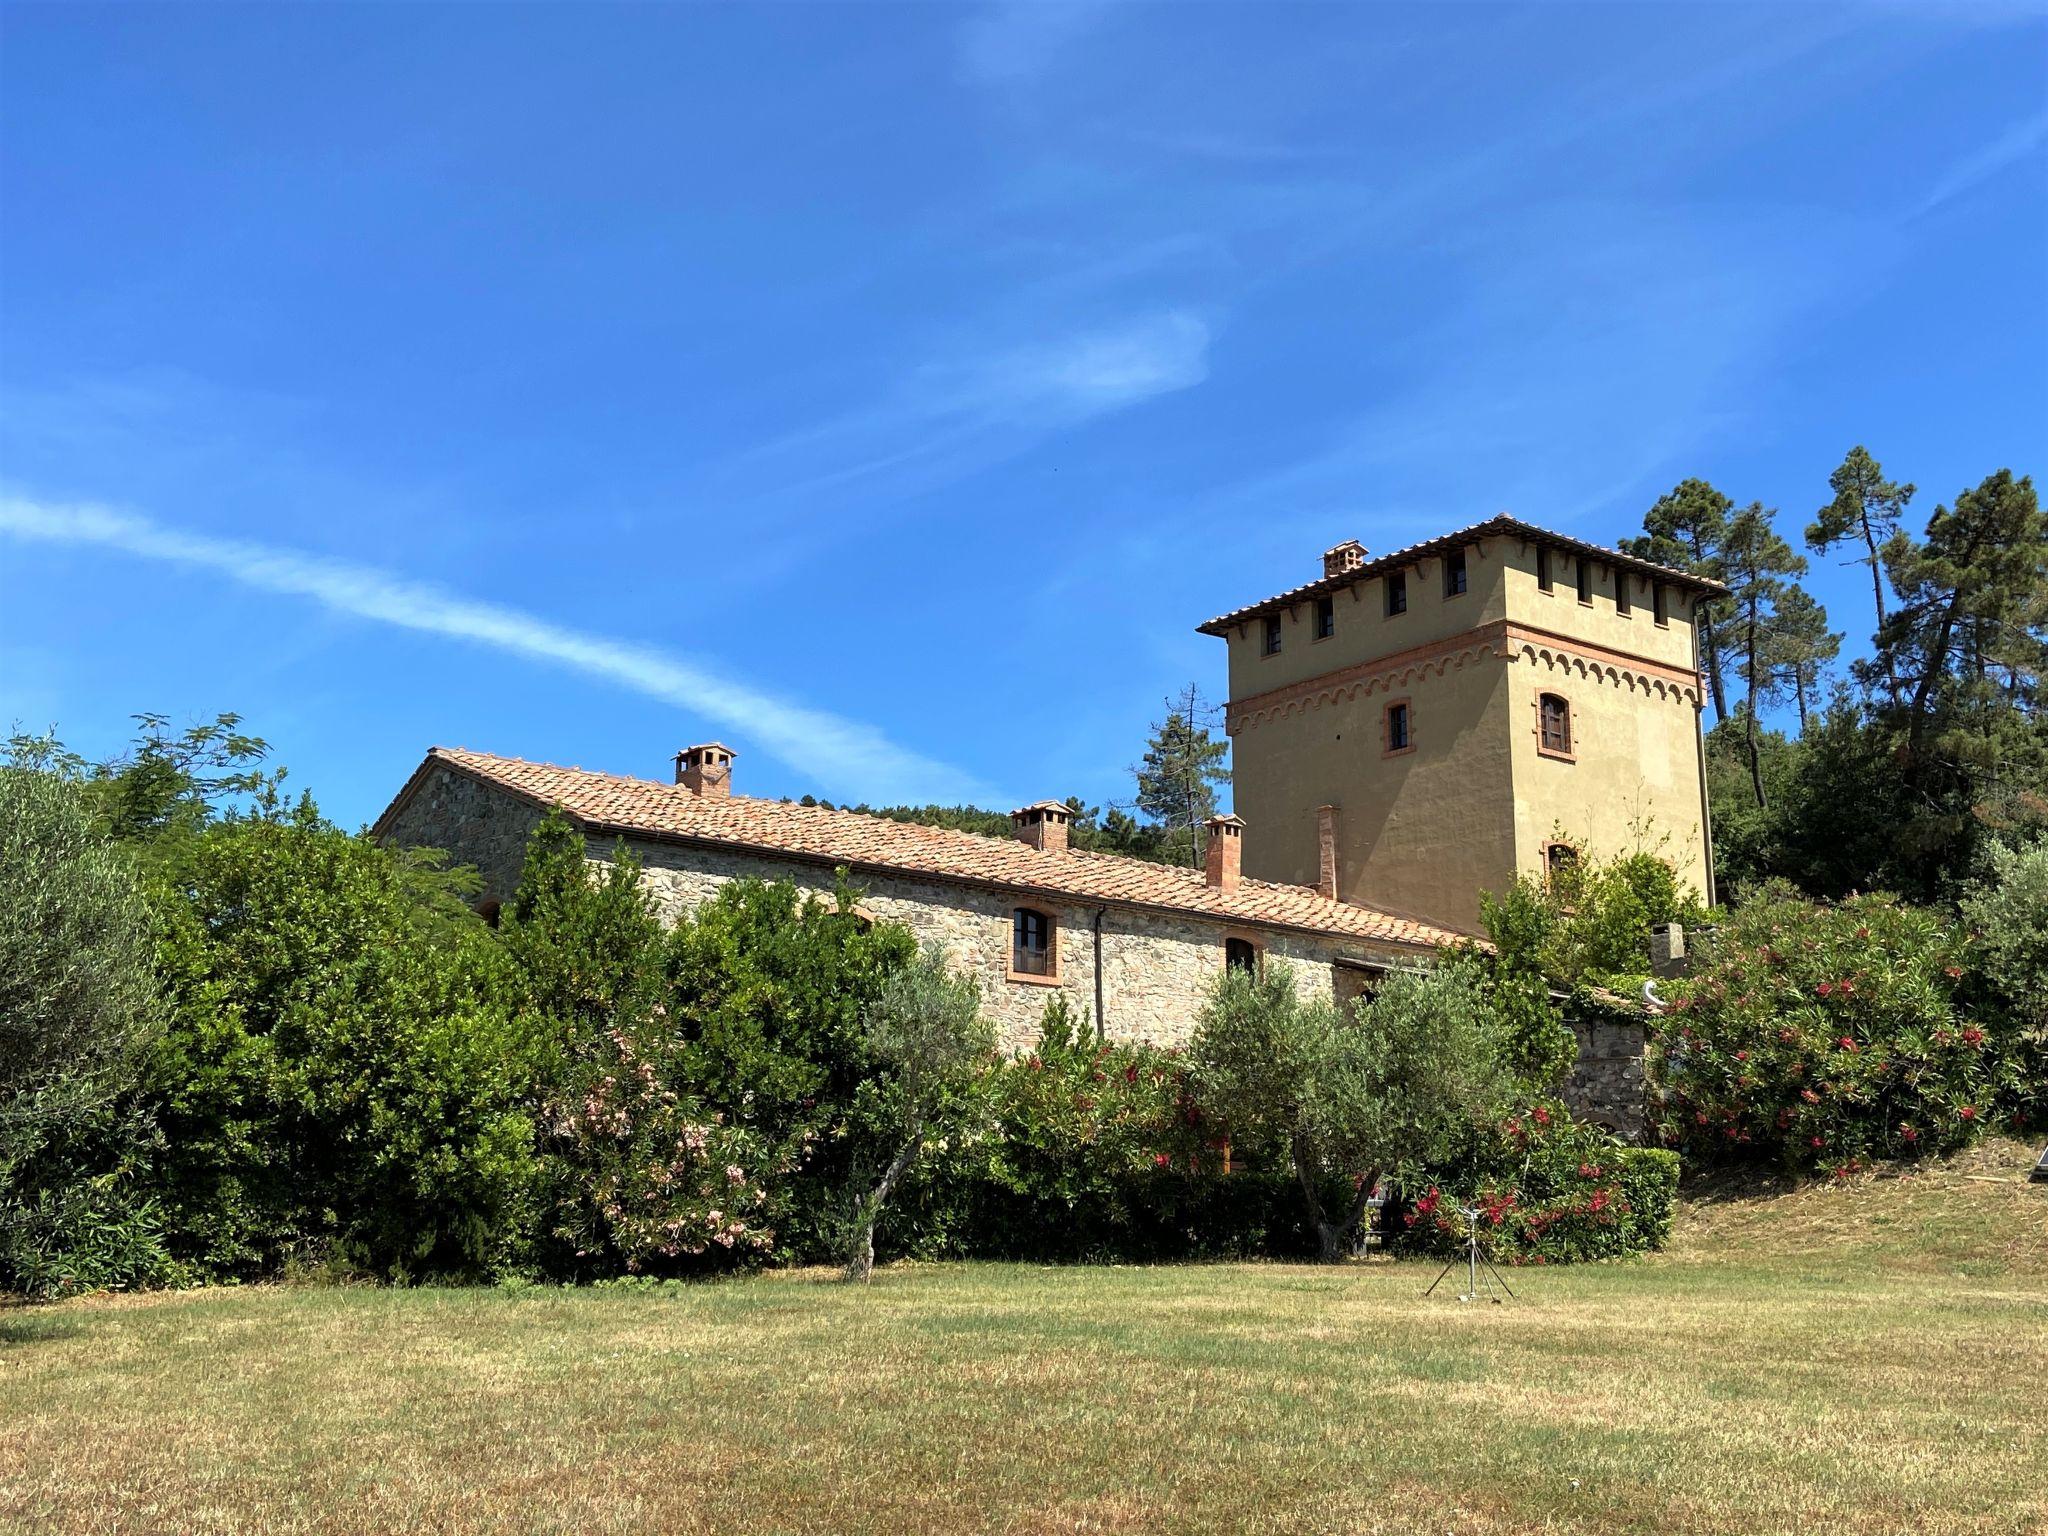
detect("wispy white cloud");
top-left (725, 310), bottom-right (1212, 504)
top-left (0, 495), bottom-right (998, 805)
top-left (1910, 107), bottom-right (2048, 219)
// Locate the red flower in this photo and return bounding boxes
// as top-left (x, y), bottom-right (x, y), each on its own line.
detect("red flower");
top-left (1735, 1050), bottom-right (1749, 1061)
top-left (1817, 982), bottom-right (1835, 998)
top-left (1532, 1106), bottom-right (1551, 1126)
top-left (1837, 1037), bottom-right (1857, 1053)
top-left (1961, 1027), bottom-right (1985, 1048)
top-left (1152, 1152), bottom-right (1171, 1167)
top-left (1810, 1135), bottom-right (1826, 1148)
top-left (1960, 1105), bottom-right (1979, 1121)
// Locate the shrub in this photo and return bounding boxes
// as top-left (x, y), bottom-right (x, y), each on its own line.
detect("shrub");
top-left (1651, 884), bottom-right (2015, 1175)
top-left (147, 795), bottom-right (544, 1280)
top-left (0, 746), bottom-right (173, 1298)
top-left (1408, 1104), bottom-right (1679, 1265)
top-left (1960, 835), bottom-right (2048, 1129)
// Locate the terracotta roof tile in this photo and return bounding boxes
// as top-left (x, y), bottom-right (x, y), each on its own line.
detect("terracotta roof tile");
top-left (1196, 514), bottom-right (1728, 635)
top-left (402, 748), bottom-right (1465, 952)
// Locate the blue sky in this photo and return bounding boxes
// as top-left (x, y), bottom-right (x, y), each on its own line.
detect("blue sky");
top-left (3, 2), bottom-right (2044, 826)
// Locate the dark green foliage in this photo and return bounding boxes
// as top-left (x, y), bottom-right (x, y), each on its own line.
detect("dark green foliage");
top-left (1959, 836), bottom-right (2048, 1129)
top-left (1652, 886), bottom-right (2020, 1175)
top-left (147, 794), bottom-right (543, 1280)
top-left (1810, 445), bottom-right (1914, 683)
top-left (1624, 478), bottom-right (1733, 719)
top-left (1135, 684), bottom-right (1231, 868)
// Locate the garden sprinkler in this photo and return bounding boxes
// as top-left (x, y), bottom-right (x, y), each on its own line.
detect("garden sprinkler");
top-left (1420, 1205), bottom-right (1516, 1304)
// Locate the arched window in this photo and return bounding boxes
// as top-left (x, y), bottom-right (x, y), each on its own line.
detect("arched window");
top-left (477, 898), bottom-right (503, 929)
top-left (1225, 937), bottom-right (1260, 974)
top-left (1538, 692), bottom-right (1573, 758)
top-left (1010, 907), bottom-right (1056, 981)
top-left (1546, 841), bottom-right (1580, 886)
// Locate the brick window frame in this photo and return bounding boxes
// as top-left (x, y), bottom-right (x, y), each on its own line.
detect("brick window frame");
top-left (1009, 906), bottom-right (1060, 986)
top-left (1382, 696), bottom-right (1415, 757)
top-left (1535, 690), bottom-right (1575, 761)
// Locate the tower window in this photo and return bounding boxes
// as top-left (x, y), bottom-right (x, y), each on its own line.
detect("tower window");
top-left (1537, 547), bottom-right (1552, 592)
top-left (1225, 937), bottom-right (1260, 974)
top-left (1538, 692), bottom-right (1573, 758)
top-left (1262, 615), bottom-right (1283, 655)
top-left (1617, 573), bottom-right (1632, 617)
top-left (1011, 907), bottom-right (1056, 981)
top-left (1314, 594), bottom-right (1335, 640)
top-left (1576, 558), bottom-right (1592, 605)
top-left (1444, 548), bottom-right (1467, 597)
top-left (1385, 570), bottom-right (1407, 617)
top-left (1384, 700), bottom-right (1412, 754)
top-left (1653, 583), bottom-right (1669, 627)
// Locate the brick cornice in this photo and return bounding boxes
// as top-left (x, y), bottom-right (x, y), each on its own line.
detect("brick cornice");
top-left (1226, 619), bottom-right (1703, 732)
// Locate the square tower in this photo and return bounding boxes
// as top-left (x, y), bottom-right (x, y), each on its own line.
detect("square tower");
top-left (1199, 518), bottom-right (1723, 934)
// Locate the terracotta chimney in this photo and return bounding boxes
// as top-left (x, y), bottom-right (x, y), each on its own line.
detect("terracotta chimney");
top-left (1011, 800), bottom-right (1072, 853)
top-left (675, 743), bottom-right (736, 799)
top-left (1204, 812), bottom-right (1245, 891)
top-left (1316, 804), bottom-right (1340, 899)
top-left (1322, 539), bottom-right (1368, 579)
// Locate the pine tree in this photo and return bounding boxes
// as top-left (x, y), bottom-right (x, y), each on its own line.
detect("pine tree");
top-left (1763, 583), bottom-right (1841, 734)
top-left (1809, 446), bottom-right (1914, 703)
top-left (1625, 479), bottom-right (1733, 721)
top-left (1723, 503), bottom-right (1807, 808)
top-left (1133, 684), bottom-right (1231, 869)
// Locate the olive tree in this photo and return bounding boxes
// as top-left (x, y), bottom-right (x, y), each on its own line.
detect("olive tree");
top-left (1190, 958), bottom-right (1511, 1261)
top-left (0, 745), bottom-right (167, 1295)
top-left (844, 942), bottom-right (992, 1282)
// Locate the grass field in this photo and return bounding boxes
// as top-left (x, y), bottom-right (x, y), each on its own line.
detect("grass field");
top-left (5, 1141), bottom-right (2045, 1536)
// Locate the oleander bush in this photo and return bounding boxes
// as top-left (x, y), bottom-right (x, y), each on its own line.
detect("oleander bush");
top-left (1650, 883), bottom-right (2020, 1176)
top-left (1405, 1102), bottom-right (1680, 1265)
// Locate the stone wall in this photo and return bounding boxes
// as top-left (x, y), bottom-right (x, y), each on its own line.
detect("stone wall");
top-left (1564, 1017), bottom-right (1649, 1142)
top-left (627, 837), bottom-right (1389, 1054)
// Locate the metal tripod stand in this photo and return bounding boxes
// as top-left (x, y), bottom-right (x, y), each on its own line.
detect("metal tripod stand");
top-left (1421, 1205), bottom-right (1517, 1304)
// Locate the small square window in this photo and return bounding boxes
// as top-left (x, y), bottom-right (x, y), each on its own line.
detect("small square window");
top-left (1444, 548), bottom-right (1467, 597)
top-left (1385, 700), bottom-right (1411, 754)
top-left (1537, 547), bottom-right (1552, 592)
top-left (1262, 615), bottom-right (1283, 655)
top-left (1385, 570), bottom-right (1407, 617)
top-left (1314, 595), bottom-right (1335, 640)
top-left (1225, 937), bottom-right (1259, 974)
top-left (1576, 558), bottom-right (1592, 605)
top-left (1011, 907), bottom-right (1056, 981)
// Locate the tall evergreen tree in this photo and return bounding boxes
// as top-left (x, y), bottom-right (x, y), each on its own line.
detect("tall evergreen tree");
top-left (1809, 446), bottom-right (1914, 704)
top-left (1133, 684), bottom-right (1231, 869)
top-left (1871, 470), bottom-right (2048, 863)
top-left (1625, 479), bottom-right (1733, 720)
top-left (1722, 503), bottom-right (1807, 808)
top-left (1764, 583), bottom-right (1842, 734)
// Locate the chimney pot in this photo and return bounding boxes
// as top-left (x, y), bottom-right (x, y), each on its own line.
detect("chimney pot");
top-left (1322, 539), bottom-right (1369, 579)
top-left (1204, 812), bottom-right (1245, 891)
top-left (676, 742), bottom-right (737, 799)
top-left (1011, 800), bottom-right (1072, 853)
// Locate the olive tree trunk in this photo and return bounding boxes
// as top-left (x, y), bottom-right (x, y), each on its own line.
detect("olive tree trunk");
top-left (844, 1118), bottom-right (923, 1283)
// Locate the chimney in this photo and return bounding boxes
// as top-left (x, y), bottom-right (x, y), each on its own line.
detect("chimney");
top-left (1315, 804), bottom-right (1340, 899)
top-left (1322, 539), bottom-right (1368, 579)
top-left (1011, 800), bottom-right (1072, 853)
top-left (675, 743), bottom-right (736, 799)
top-left (1204, 812), bottom-right (1245, 891)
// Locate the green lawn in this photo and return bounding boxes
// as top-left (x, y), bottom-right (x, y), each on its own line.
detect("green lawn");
top-left (5, 1142), bottom-right (2045, 1536)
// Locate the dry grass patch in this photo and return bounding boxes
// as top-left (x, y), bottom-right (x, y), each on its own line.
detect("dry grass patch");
top-left (4, 1141), bottom-right (2044, 1536)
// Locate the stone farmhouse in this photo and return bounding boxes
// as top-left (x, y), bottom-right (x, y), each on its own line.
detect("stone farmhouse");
top-left (375, 516), bottom-right (1723, 1132)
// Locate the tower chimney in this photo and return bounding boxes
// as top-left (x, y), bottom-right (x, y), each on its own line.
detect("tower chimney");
top-left (1011, 800), bottom-right (1072, 853)
top-left (1204, 812), bottom-right (1245, 891)
top-left (1322, 539), bottom-right (1368, 578)
top-left (675, 743), bottom-right (736, 799)
top-left (1316, 804), bottom-right (1340, 899)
